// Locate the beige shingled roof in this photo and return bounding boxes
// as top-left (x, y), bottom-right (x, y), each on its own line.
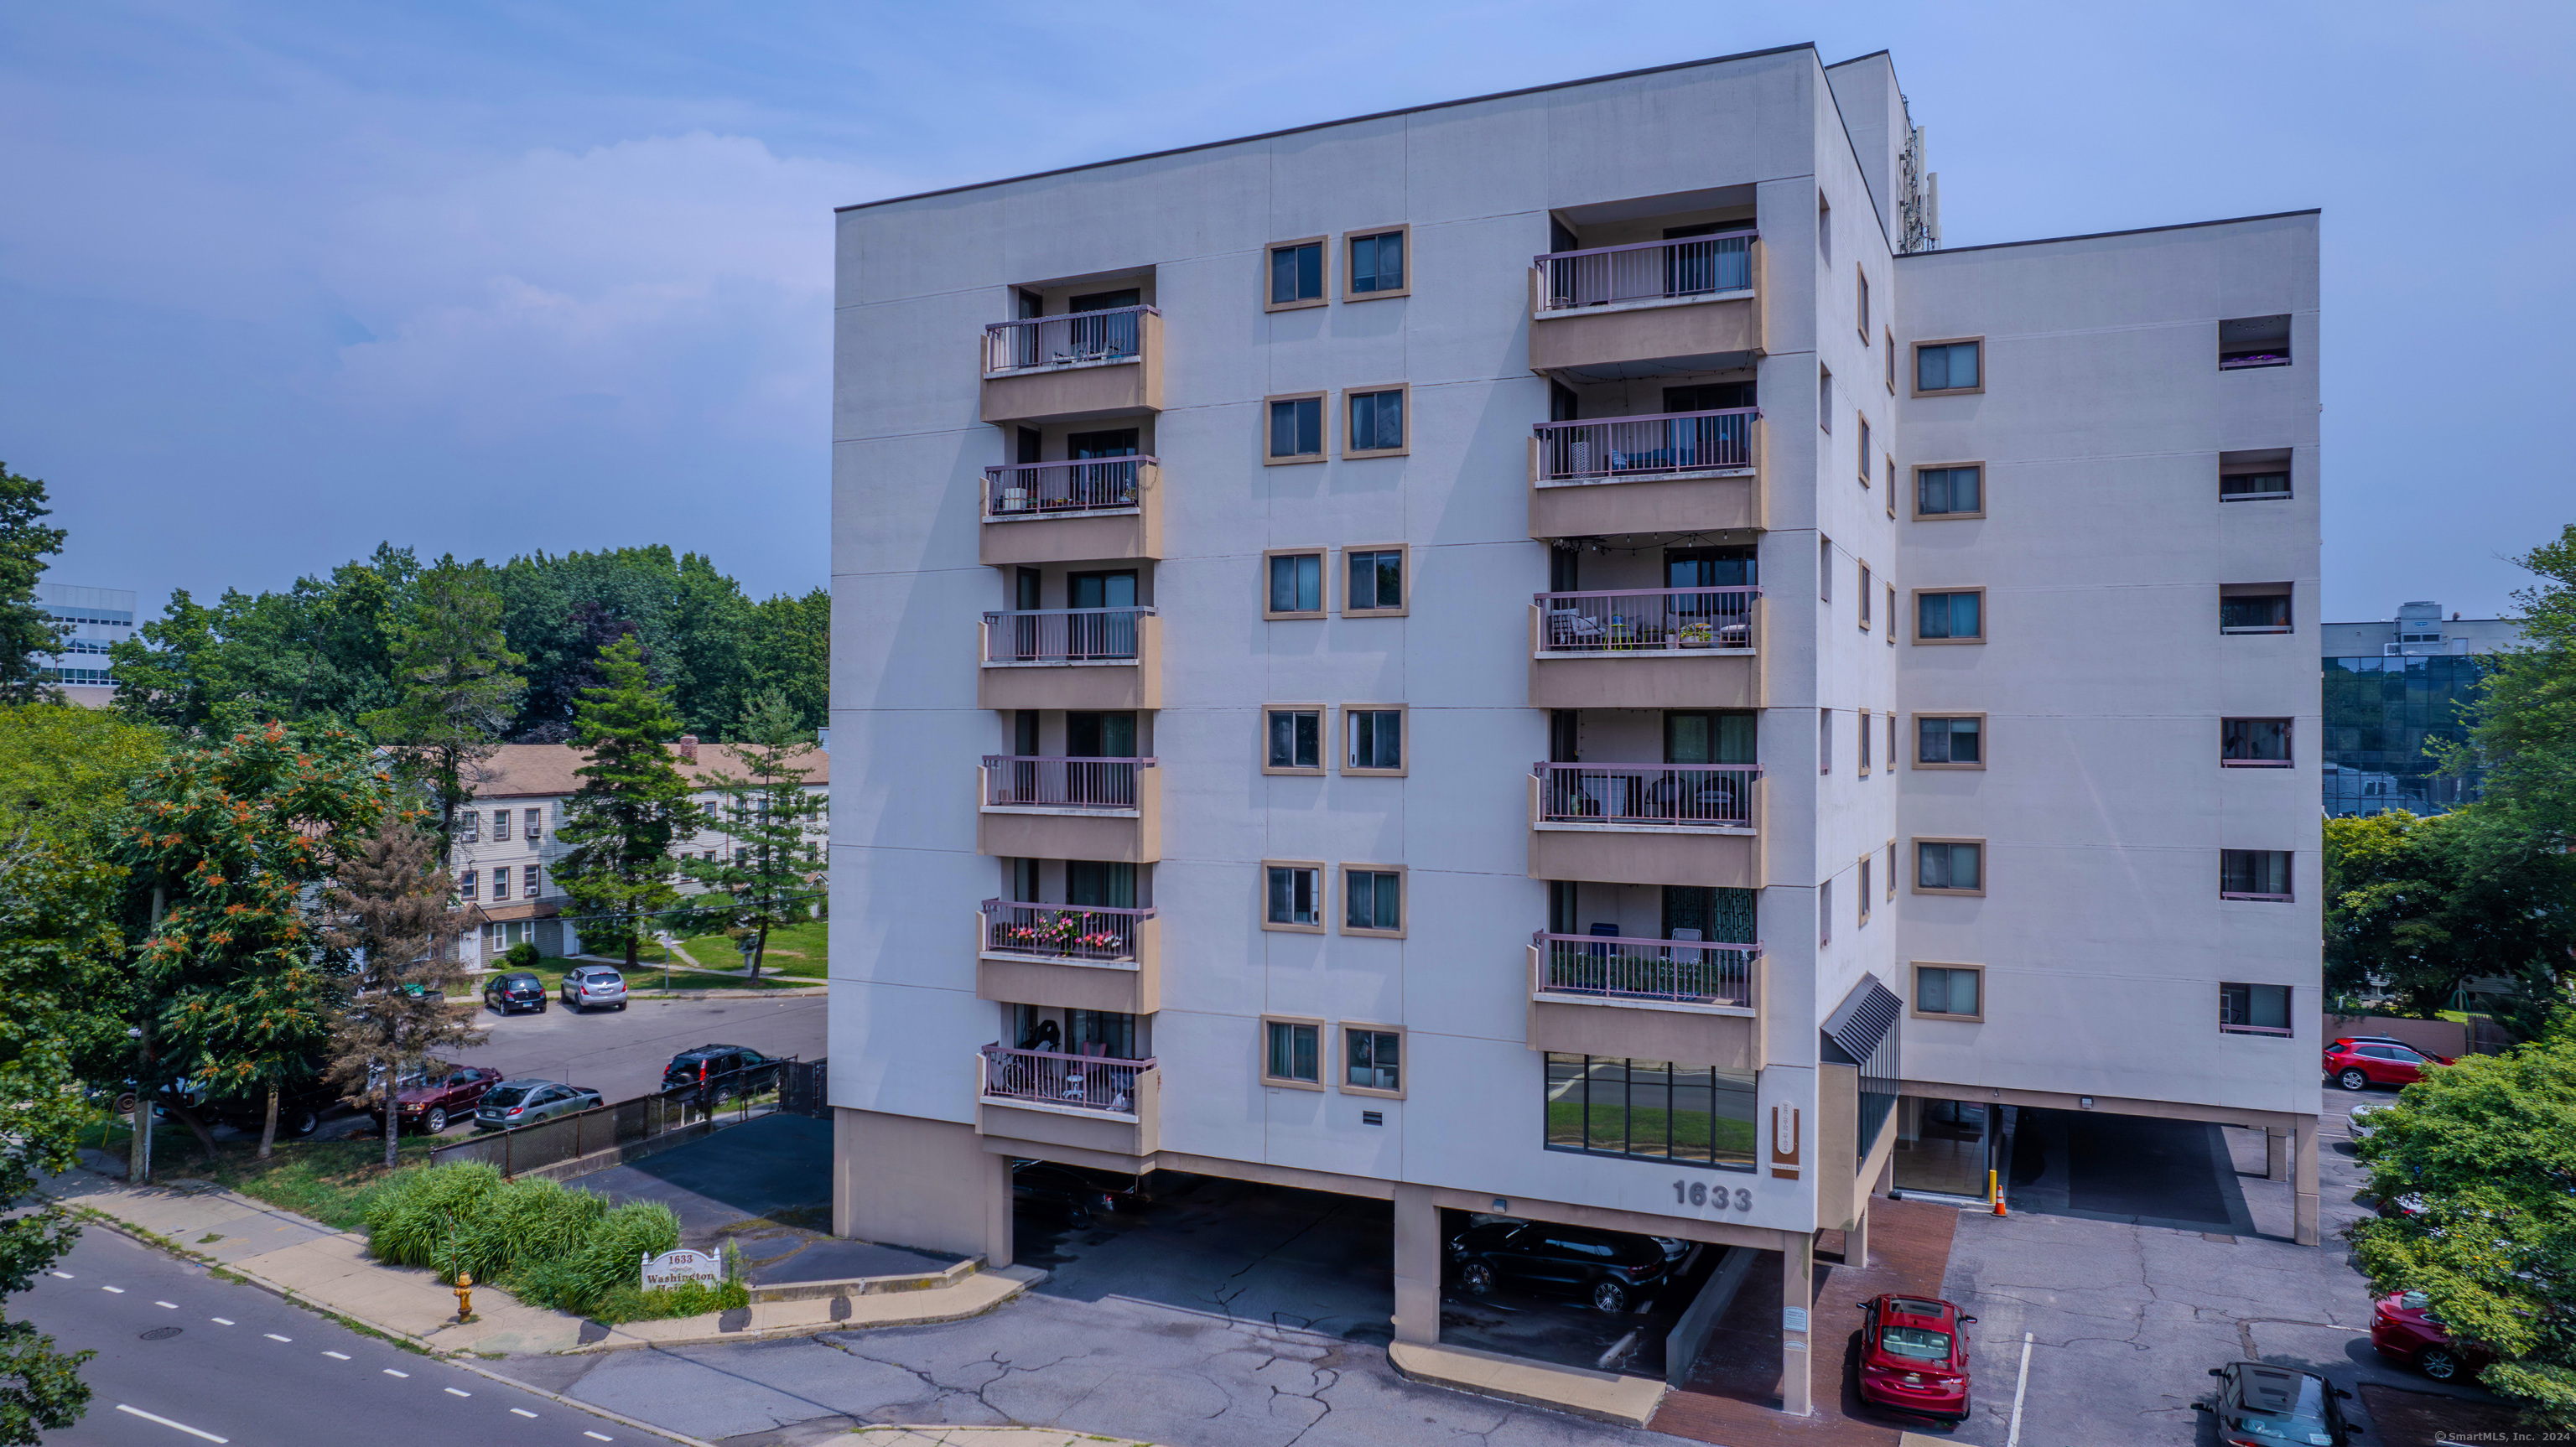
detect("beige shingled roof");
top-left (466, 741), bottom-right (829, 801)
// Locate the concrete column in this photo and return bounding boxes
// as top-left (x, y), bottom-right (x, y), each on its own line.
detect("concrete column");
top-left (1780, 1232), bottom-right (1814, 1416)
top-left (1391, 1183), bottom-right (1440, 1346)
top-left (833, 1108), bottom-right (1014, 1267)
top-left (1873, 1150), bottom-right (1896, 1198)
top-left (2266, 1127), bottom-right (2289, 1182)
top-left (1844, 1201), bottom-right (1870, 1269)
top-left (2293, 1116), bottom-right (2320, 1247)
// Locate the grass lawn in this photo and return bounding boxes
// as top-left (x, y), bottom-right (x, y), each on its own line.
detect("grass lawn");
top-left (80, 1110), bottom-right (436, 1232)
top-left (673, 917), bottom-right (828, 978)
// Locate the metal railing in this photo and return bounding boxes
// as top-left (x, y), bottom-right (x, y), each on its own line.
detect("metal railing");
top-left (427, 1064), bottom-right (788, 1179)
top-left (1534, 931), bottom-right (1758, 1009)
top-left (1535, 587), bottom-right (1758, 652)
top-left (979, 898), bottom-right (1155, 963)
top-left (981, 606), bottom-right (1152, 663)
top-left (979, 1044), bottom-right (1154, 1115)
top-left (1535, 232), bottom-right (1753, 310)
top-left (984, 305), bottom-right (1156, 373)
top-left (1533, 761), bottom-right (1759, 828)
top-left (983, 458), bottom-right (1152, 518)
top-left (1535, 408), bottom-right (1757, 483)
top-left (981, 755), bottom-right (1155, 810)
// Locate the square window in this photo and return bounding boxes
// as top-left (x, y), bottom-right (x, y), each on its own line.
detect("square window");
top-left (1266, 238), bottom-right (1326, 310)
top-left (2220, 586), bottom-right (2293, 633)
top-left (1914, 339), bottom-right (1983, 395)
top-left (1543, 1054), bottom-right (1758, 1170)
top-left (1265, 393), bottom-right (1325, 464)
top-left (1343, 865), bottom-right (1405, 937)
top-left (1343, 1026), bottom-right (1403, 1097)
top-left (2219, 314), bottom-right (2291, 370)
top-left (1915, 464), bottom-right (1984, 518)
top-left (1345, 227), bottom-right (1409, 298)
top-left (2221, 718), bottom-right (2293, 767)
top-left (1345, 386), bottom-right (1408, 456)
top-left (1263, 862), bottom-right (1325, 931)
top-left (1264, 550), bottom-right (1325, 619)
top-left (1343, 547), bottom-right (1406, 615)
top-left (1914, 965), bottom-right (1983, 1021)
top-left (1915, 589), bottom-right (1984, 643)
top-left (1263, 1017), bottom-right (1323, 1087)
top-left (2220, 849), bottom-right (2293, 901)
top-left (1915, 714), bottom-right (1985, 768)
top-left (1818, 365), bottom-right (1833, 432)
top-left (1343, 706), bottom-right (1405, 775)
top-left (2220, 983), bottom-right (2293, 1034)
top-left (1915, 839), bottom-right (1984, 895)
top-left (1263, 707), bottom-right (1323, 775)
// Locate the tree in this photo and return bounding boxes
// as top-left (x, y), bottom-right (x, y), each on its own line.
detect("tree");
top-left (679, 689), bottom-right (826, 980)
top-left (361, 561), bottom-right (526, 861)
top-left (554, 635), bottom-right (701, 969)
top-left (0, 464), bottom-right (68, 706)
top-left (743, 587), bottom-right (829, 734)
top-left (2350, 1022), bottom-right (2576, 1428)
top-left (319, 818), bottom-right (487, 1170)
top-left (2324, 806), bottom-right (2576, 1035)
top-left (106, 589), bottom-right (219, 731)
top-left (2448, 524), bottom-right (2576, 843)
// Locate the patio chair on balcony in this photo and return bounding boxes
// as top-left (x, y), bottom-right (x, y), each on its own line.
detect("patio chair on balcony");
top-left (1545, 609), bottom-right (1604, 650)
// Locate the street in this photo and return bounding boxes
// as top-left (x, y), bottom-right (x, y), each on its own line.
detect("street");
top-left (444, 992), bottom-right (827, 1109)
top-left (18, 1222), bottom-right (688, 1447)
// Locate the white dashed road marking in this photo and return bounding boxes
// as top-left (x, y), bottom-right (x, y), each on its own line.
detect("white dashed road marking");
top-left (115, 1403), bottom-right (230, 1443)
top-left (102, 1285), bottom-right (126, 1294)
top-left (324, 1351), bottom-right (350, 1360)
top-left (209, 1317), bottom-right (234, 1325)
top-left (154, 1300), bottom-right (178, 1309)
top-left (584, 1434), bottom-right (613, 1442)
top-left (263, 1333), bottom-right (292, 1343)
top-left (444, 1387), bottom-right (470, 1398)
top-left (382, 1368), bottom-right (408, 1378)
top-left (49, 1270), bottom-right (71, 1278)
top-left (511, 1408), bottom-right (538, 1418)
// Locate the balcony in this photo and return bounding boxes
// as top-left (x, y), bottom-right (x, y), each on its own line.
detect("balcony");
top-left (976, 755), bottom-right (1161, 862)
top-left (981, 307), bottom-right (1164, 425)
top-left (1527, 408), bottom-right (1763, 539)
top-left (1529, 587), bottom-right (1759, 709)
top-left (1524, 932), bottom-right (1761, 1071)
top-left (979, 458), bottom-right (1162, 566)
top-left (977, 607), bottom-right (1161, 710)
top-left (1527, 761), bottom-right (1761, 889)
top-left (1527, 234), bottom-right (1764, 381)
top-left (976, 899), bottom-right (1159, 1014)
top-left (975, 1043), bottom-right (1161, 1157)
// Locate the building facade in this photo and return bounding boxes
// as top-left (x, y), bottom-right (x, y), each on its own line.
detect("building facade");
top-left (2320, 601), bottom-right (2521, 817)
top-left (35, 582), bottom-right (137, 706)
top-left (828, 44), bottom-right (2321, 1412)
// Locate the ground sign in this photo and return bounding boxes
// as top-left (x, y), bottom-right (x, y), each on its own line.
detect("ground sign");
top-left (641, 1248), bottom-right (721, 1290)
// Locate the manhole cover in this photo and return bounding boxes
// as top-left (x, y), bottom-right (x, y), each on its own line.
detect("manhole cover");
top-left (139, 1326), bottom-right (183, 1341)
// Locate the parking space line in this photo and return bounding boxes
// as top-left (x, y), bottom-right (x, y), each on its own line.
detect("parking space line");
top-left (2006, 1330), bottom-right (2033, 1447)
top-left (115, 1404), bottom-right (230, 1443)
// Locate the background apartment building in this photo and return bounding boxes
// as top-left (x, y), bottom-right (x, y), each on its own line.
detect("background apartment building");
top-left (829, 44), bottom-right (2320, 1413)
top-left (2321, 600), bottom-right (2522, 817)
top-left (34, 581), bottom-right (135, 706)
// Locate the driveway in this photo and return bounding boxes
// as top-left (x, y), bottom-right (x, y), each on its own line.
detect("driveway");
top-left (448, 993), bottom-right (826, 1107)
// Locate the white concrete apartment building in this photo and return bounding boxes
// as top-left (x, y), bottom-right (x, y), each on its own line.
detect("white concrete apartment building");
top-left (828, 44), bottom-right (2319, 1412)
top-left (36, 582), bottom-right (137, 706)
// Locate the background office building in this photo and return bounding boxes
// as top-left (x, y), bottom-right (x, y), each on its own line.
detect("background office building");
top-left (2320, 600), bottom-right (2522, 817)
top-left (34, 582), bottom-right (136, 707)
top-left (828, 44), bottom-right (2321, 1414)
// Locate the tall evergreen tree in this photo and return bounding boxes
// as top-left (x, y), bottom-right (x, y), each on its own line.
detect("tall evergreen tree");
top-left (680, 689), bottom-right (827, 980)
top-left (360, 561), bottom-right (526, 860)
top-left (554, 635), bottom-right (702, 969)
top-left (0, 464), bottom-right (69, 706)
top-left (319, 817), bottom-right (486, 1170)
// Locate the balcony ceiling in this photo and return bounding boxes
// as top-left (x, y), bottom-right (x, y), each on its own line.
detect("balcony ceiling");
top-left (1558, 184), bottom-right (1757, 227)
top-left (1545, 347), bottom-right (1759, 385)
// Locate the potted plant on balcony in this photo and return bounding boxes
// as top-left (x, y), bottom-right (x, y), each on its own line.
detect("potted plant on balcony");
top-left (1031, 914), bottom-right (1081, 956)
top-left (1076, 930), bottom-right (1123, 957)
top-left (1678, 620), bottom-right (1714, 649)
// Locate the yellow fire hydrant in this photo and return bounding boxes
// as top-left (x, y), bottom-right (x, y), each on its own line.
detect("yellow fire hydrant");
top-left (454, 1270), bottom-right (475, 1320)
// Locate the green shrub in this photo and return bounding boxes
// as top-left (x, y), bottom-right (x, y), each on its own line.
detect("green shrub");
top-left (363, 1161), bottom-right (504, 1268)
top-left (589, 1276), bottom-right (750, 1323)
top-left (361, 1164), bottom-right (688, 1319)
top-left (505, 941), bottom-right (540, 967)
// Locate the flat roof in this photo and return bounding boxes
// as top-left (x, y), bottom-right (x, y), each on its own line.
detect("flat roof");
top-left (1898, 209), bottom-right (2320, 258)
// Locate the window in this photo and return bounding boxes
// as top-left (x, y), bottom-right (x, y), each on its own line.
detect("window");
top-left (1916, 465), bottom-right (1983, 518)
top-left (1858, 858), bottom-right (1872, 921)
top-left (1885, 328), bottom-right (1897, 392)
top-left (1344, 1026), bottom-right (1403, 1097)
top-left (1914, 339), bottom-right (1983, 395)
top-left (1263, 1018), bottom-right (1323, 1087)
top-left (1859, 565), bottom-right (1872, 630)
top-left (1886, 583), bottom-right (1896, 645)
top-left (1343, 706), bottom-right (1405, 775)
top-left (1914, 965), bottom-right (1983, 1021)
top-left (457, 812), bottom-right (480, 843)
top-left (2222, 718), bottom-right (2293, 767)
top-left (492, 809), bottom-right (511, 842)
top-left (1857, 417), bottom-right (1872, 482)
top-left (1264, 707), bottom-right (1323, 775)
top-left (1819, 708), bottom-right (1832, 775)
top-left (1915, 839), bottom-right (1984, 895)
top-left (1884, 456), bottom-right (1896, 517)
top-left (1345, 227), bottom-right (1408, 298)
top-left (1343, 865), bottom-right (1405, 937)
top-left (1915, 589), bottom-right (1984, 643)
top-left (1263, 863), bottom-right (1325, 931)
top-left (1266, 237), bottom-right (1326, 310)
top-left (1817, 193), bottom-right (1831, 260)
top-left (1886, 842), bottom-right (1898, 899)
top-left (1819, 879), bottom-right (1832, 945)
top-left (1859, 708), bottom-right (1872, 774)
top-left (1343, 547), bottom-right (1406, 615)
top-left (491, 869), bottom-right (511, 901)
top-left (1818, 365), bottom-right (1833, 432)
top-left (2219, 314), bottom-right (2291, 370)
top-left (1345, 386), bottom-right (1407, 457)
top-left (458, 869), bottom-right (477, 900)
top-left (1265, 392), bottom-right (1325, 464)
top-left (1885, 713), bottom-right (1897, 770)
top-left (525, 807), bottom-right (543, 842)
top-left (2221, 469), bottom-right (2292, 500)
top-left (2220, 849), bottom-right (2293, 901)
top-left (1857, 269), bottom-right (1870, 337)
top-left (1916, 714), bottom-right (1984, 768)
top-left (2220, 983), bottom-right (2293, 1035)
top-left (2220, 585), bottom-right (2293, 634)
top-left (1545, 1055), bottom-right (1756, 1170)
top-left (1820, 537), bottom-right (1833, 600)
top-left (524, 865), bottom-right (542, 897)
top-left (1264, 550), bottom-right (1325, 619)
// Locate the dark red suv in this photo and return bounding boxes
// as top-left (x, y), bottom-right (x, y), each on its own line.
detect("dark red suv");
top-left (384, 1064), bottom-right (502, 1135)
top-left (2324, 1036), bottom-right (2450, 1092)
top-left (2371, 1289), bottom-right (2490, 1382)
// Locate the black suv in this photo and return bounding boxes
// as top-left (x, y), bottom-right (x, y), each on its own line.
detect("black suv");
top-left (661, 1045), bottom-right (783, 1100)
top-left (158, 1076), bottom-right (342, 1139)
top-left (482, 972), bottom-right (548, 1014)
top-left (2196, 1361), bottom-right (2358, 1444)
top-left (1447, 1218), bottom-right (1680, 1314)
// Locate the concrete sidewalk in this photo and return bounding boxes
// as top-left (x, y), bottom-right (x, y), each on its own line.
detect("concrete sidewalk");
top-left (44, 1164), bottom-right (1039, 1356)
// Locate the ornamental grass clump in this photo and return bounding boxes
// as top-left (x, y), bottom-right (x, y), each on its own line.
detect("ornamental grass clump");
top-left (362, 1163), bottom-right (708, 1320)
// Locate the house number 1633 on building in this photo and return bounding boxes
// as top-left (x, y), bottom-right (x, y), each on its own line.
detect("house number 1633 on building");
top-left (1674, 1180), bottom-right (1754, 1212)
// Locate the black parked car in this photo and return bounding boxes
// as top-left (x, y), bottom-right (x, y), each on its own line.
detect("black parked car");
top-left (661, 1044), bottom-right (783, 1101)
top-left (1447, 1218), bottom-right (1678, 1314)
top-left (2194, 1361), bottom-right (2359, 1445)
top-left (156, 1077), bottom-right (341, 1139)
top-left (482, 971), bottom-right (548, 1014)
top-left (1010, 1160), bottom-right (1145, 1227)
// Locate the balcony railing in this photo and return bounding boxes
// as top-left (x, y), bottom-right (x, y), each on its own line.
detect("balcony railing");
top-left (1533, 761), bottom-right (1758, 828)
top-left (1535, 408), bottom-right (1757, 484)
top-left (984, 306), bottom-right (1156, 374)
top-left (979, 1043), bottom-right (1153, 1115)
top-left (980, 755), bottom-right (1155, 810)
top-left (1535, 233), bottom-right (1754, 311)
top-left (979, 898), bottom-right (1154, 964)
top-left (982, 607), bottom-right (1152, 663)
top-left (1534, 931), bottom-right (1758, 1009)
top-left (983, 459), bottom-right (1152, 519)
top-left (1536, 587), bottom-right (1758, 653)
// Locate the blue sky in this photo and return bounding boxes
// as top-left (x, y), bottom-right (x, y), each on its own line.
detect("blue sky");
top-left (3, 2), bottom-right (2567, 619)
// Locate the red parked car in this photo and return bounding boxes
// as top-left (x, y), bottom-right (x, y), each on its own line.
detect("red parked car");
top-left (2324, 1036), bottom-right (2450, 1092)
top-left (2372, 1290), bottom-right (2489, 1382)
top-left (1855, 1294), bottom-right (1975, 1424)
top-left (383, 1064), bottom-right (503, 1135)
